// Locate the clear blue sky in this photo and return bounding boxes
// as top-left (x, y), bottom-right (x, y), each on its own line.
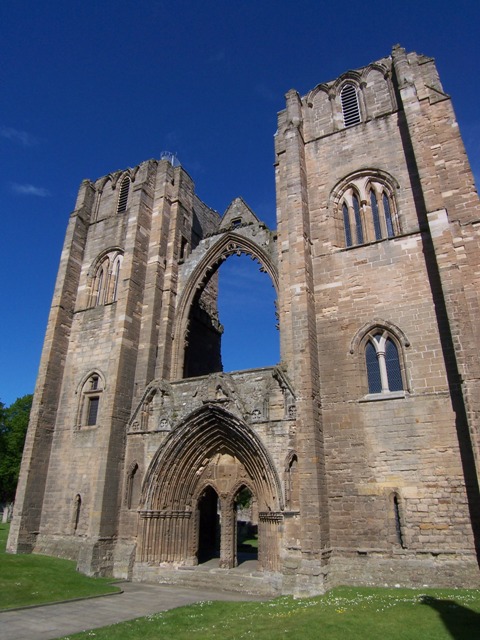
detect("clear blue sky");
top-left (1, 1), bottom-right (479, 406)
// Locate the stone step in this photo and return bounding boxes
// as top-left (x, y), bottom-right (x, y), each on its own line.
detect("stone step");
top-left (135, 565), bottom-right (281, 597)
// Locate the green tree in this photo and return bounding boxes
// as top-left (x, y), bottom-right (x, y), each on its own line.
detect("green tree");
top-left (0, 394), bottom-right (32, 503)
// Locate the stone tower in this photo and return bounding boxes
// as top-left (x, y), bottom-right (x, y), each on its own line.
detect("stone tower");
top-left (9, 46), bottom-right (480, 595)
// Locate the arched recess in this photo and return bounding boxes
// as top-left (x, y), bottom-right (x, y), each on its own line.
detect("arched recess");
top-left (171, 232), bottom-right (279, 380)
top-left (137, 404), bottom-right (283, 570)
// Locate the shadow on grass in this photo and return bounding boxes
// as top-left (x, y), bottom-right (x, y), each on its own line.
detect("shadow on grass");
top-left (421, 595), bottom-right (480, 640)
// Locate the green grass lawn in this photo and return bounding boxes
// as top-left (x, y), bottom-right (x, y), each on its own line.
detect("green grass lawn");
top-left (58, 587), bottom-right (480, 640)
top-left (0, 523), bottom-right (120, 609)
top-left (57, 586), bottom-right (480, 640)
top-left (2, 521), bottom-right (479, 639)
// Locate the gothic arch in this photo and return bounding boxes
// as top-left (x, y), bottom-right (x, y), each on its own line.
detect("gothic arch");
top-left (349, 319), bottom-right (410, 355)
top-left (171, 232), bottom-right (279, 379)
top-left (137, 404), bottom-right (283, 568)
top-left (141, 404), bottom-right (282, 512)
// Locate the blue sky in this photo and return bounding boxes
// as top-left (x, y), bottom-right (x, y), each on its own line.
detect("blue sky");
top-left (1, 1), bottom-right (479, 406)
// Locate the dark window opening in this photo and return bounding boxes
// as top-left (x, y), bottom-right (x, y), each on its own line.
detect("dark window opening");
top-left (383, 192), bottom-right (394, 237)
top-left (352, 194), bottom-right (364, 244)
top-left (366, 340), bottom-right (382, 393)
top-left (385, 338), bottom-right (403, 391)
top-left (393, 494), bottom-right (405, 547)
top-left (87, 396), bottom-right (99, 426)
top-left (370, 191), bottom-right (382, 240)
top-left (343, 202), bottom-right (352, 247)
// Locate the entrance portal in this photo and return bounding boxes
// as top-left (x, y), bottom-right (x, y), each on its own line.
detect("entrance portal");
top-left (198, 486), bottom-right (220, 563)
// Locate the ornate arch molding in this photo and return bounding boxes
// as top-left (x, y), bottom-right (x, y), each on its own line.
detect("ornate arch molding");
top-left (110, 166), bottom-right (139, 190)
top-left (75, 368), bottom-right (107, 395)
top-left (88, 246), bottom-right (124, 276)
top-left (331, 70), bottom-right (362, 94)
top-left (141, 403), bottom-right (284, 513)
top-left (331, 169), bottom-right (400, 207)
top-left (172, 232), bottom-right (279, 379)
top-left (349, 319), bottom-right (410, 355)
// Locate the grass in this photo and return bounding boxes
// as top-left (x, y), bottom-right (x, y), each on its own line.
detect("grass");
top-left (2, 522), bottom-right (479, 639)
top-left (0, 523), bottom-right (120, 610)
top-left (57, 586), bottom-right (480, 640)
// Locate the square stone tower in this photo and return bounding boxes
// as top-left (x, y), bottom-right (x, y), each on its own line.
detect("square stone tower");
top-left (9, 46), bottom-right (480, 595)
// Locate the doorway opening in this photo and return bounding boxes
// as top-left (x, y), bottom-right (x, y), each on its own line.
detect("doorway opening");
top-left (235, 486), bottom-right (258, 565)
top-left (197, 486), bottom-right (220, 563)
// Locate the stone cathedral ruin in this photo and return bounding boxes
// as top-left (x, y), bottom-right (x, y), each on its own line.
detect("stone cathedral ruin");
top-left (8, 46), bottom-right (480, 596)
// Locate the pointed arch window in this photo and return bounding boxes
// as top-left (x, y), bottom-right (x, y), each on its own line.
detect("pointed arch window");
top-left (335, 173), bottom-right (399, 248)
top-left (342, 202), bottom-right (353, 247)
top-left (89, 251), bottom-right (123, 308)
top-left (365, 331), bottom-right (404, 395)
top-left (77, 372), bottom-right (104, 428)
top-left (383, 192), bottom-right (394, 237)
top-left (370, 190), bottom-right (382, 241)
top-left (352, 193), bottom-right (364, 244)
top-left (117, 176), bottom-right (130, 213)
top-left (341, 83), bottom-right (361, 127)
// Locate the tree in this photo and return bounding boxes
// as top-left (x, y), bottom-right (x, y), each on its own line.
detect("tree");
top-left (0, 394), bottom-right (33, 503)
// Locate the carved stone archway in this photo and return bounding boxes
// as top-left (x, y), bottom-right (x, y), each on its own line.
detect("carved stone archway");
top-left (137, 404), bottom-right (283, 571)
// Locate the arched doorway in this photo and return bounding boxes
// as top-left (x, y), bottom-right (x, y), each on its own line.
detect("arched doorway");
top-left (138, 405), bottom-right (283, 571)
top-left (197, 486), bottom-right (220, 563)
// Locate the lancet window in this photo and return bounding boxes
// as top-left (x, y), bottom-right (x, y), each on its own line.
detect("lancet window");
top-left (340, 83), bottom-right (361, 127)
top-left (77, 372), bottom-right (105, 428)
top-left (365, 330), bottom-right (404, 394)
top-left (116, 176), bottom-right (130, 213)
top-left (89, 251), bottom-right (123, 307)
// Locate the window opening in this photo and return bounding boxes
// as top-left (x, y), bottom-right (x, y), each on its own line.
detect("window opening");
top-left (117, 176), bottom-right (130, 213)
top-left (127, 463), bottom-right (141, 510)
top-left (393, 494), bottom-right (404, 547)
top-left (365, 331), bottom-right (404, 394)
top-left (112, 256), bottom-right (121, 302)
top-left (73, 494), bottom-right (81, 534)
top-left (183, 253), bottom-right (279, 377)
top-left (343, 202), bottom-right (352, 247)
top-left (383, 192), bottom-right (394, 237)
top-left (87, 396), bottom-right (99, 426)
top-left (341, 84), bottom-right (361, 127)
top-left (217, 254), bottom-right (279, 373)
top-left (89, 251), bottom-right (123, 308)
top-left (352, 193), bottom-right (364, 244)
top-left (370, 190), bottom-right (382, 240)
top-left (78, 372), bottom-right (104, 428)
top-left (366, 340), bottom-right (382, 393)
top-left (95, 269), bottom-right (105, 307)
top-left (385, 338), bottom-right (403, 391)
